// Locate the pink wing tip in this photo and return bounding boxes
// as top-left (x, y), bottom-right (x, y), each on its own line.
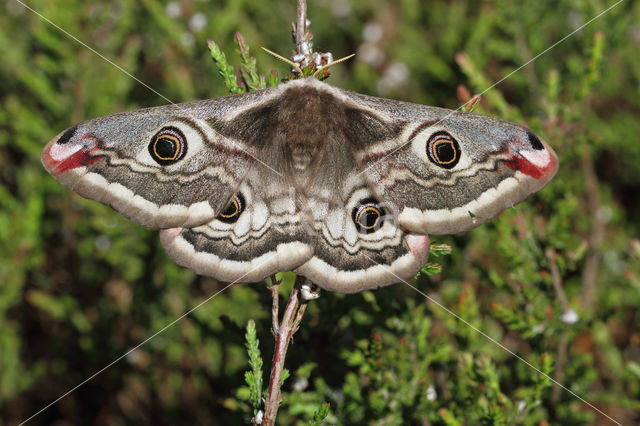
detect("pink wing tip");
top-left (41, 131), bottom-right (100, 174)
top-left (503, 135), bottom-right (559, 183)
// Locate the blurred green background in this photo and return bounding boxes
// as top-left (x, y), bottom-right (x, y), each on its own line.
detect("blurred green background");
top-left (1, 0), bottom-right (639, 424)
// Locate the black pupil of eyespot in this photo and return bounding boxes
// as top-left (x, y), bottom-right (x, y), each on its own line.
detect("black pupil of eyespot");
top-left (221, 200), bottom-right (238, 217)
top-left (353, 199), bottom-right (385, 233)
top-left (217, 193), bottom-right (245, 224)
top-left (427, 132), bottom-right (460, 169)
top-left (156, 137), bottom-right (177, 158)
top-left (149, 127), bottom-right (186, 165)
top-left (435, 140), bottom-right (455, 163)
top-left (360, 208), bottom-right (380, 228)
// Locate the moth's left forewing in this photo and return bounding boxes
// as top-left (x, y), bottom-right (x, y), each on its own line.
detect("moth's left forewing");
top-left (42, 89), bottom-right (283, 229)
top-left (342, 90), bottom-right (558, 235)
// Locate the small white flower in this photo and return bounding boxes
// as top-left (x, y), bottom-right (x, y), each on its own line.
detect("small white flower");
top-left (363, 23), bottom-right (383, 44)
top-left (517, 400), bottom-right (526, 412)
top-left (292, 54), bottom-right (306, 63)
top-left (299, 41), bottom-right (311, 56)
top-left (95, 235), bottom-right (111, 251)
top-left (426, 384), bottom-right (437, 402)
top-left (165, 2), bottom-right (181, 18)
top-left (330, 0), bottom-right (351, 18)
top-left (357, 44), bottom-right (384, 67)
top-left (189, 13), bottom-right (207, 32)
top-left (377, 61), bottom-right (410, 94)
top-left (596, 205), bottom-right (613, 224)
top-left (255, 410), bottom-right (264, 424)
top-left (181, 33), bottom-right (194, 47)
top-left (293, 377), bottom-right (309, 391)
top-left (561, 309), bottom-right (579, 325)
top-left (6, 0), bottom-right (25, 16)
top-left (301, 282), bottom-right (321, 300)
top-left (126, 349), bottom-right (141, 364)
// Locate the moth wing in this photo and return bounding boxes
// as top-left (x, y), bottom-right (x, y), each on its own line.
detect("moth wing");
top-left (293, 169), bottom-right (430, 293)
top-left (41, 88), bottom-right (282, 229)
top-left (190, 79), bottom-right (431, 291)
top-left (159, 169), bottom-right (314, 283)
top-left (340, 90), bottom-right (559, 235)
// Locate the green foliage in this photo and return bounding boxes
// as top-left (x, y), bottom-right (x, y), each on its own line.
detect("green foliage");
top-left (207, 39), bottom-right (244, 94)
top-left (244, 320), bottom-right (264, 419)
top-left (1, 0), bottom-right (640, 425)
top-left (416, 244), bottom-right (453, 277)
top-left (309, 401), bottom-right (331, 425)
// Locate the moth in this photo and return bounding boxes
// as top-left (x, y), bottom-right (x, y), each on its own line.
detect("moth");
top-left (42, 78), bottom-right (558, 292)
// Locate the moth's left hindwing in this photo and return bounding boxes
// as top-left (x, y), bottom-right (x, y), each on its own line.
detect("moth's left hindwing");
top-left (160, 169), bottom-right (316, 283)
top-left (41, 92), bottom-right (279, 229)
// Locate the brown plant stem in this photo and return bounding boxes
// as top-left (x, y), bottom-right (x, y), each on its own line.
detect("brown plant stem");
top-left (295, 0), bottom-right (307, 48)
top-left (546, 248), bottom-right (569, 404)
top-left (262, 275), bottom-right (308, 426)
top-left (269, 274), bottom-right (280, 335)
top-left (546, 248), bottom-right (569, 311)
top-left (580, 145), bottom-right (604, 310)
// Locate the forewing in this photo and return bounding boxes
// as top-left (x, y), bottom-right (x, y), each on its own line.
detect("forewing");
top-left (342, 90), bottom-right (559, 235)
top-left (41, 89), bottom-right (281, 229)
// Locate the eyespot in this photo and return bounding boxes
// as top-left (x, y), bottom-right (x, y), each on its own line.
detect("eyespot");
top-left (57, 125), bottom-right (78, 145)
top-left (352, 198), bottom-right (385, 234)
top-left (426, 131), bottom-right (460, 169)
top-left (217, 193), bottom-right (245, 224)
top-left (526, 130), bottom-right (544, 150)
top-left (149, 127), bottom-right (187, 165)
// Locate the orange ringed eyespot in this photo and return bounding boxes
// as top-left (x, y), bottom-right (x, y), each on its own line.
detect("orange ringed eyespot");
top-left (426, 131), bottom-right (460, 169)
top-left (149, 127), bottom-right (187, 165)
top-left (352, 198), bottom-right (385, 234)
top-left (217, 194), bottom-right (245, 224)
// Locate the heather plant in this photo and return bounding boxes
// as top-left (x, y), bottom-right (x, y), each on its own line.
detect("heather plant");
top-left (1, 0), bottom-right (639, 425)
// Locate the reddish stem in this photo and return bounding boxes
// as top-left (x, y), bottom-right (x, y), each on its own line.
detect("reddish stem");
top-left (262, 276), bottom-right (307, 426)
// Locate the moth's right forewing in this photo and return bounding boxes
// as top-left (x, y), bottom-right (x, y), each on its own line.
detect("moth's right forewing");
top-left (342, 90), bottom-right (558, 235)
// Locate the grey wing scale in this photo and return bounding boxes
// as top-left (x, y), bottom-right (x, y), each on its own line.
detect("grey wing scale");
top-left (160, 169), bottom-right (314, 283)
top-left (41, 89), bottom-right (282, 229)
top-left (342, 89), bottom-right (558, 235)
